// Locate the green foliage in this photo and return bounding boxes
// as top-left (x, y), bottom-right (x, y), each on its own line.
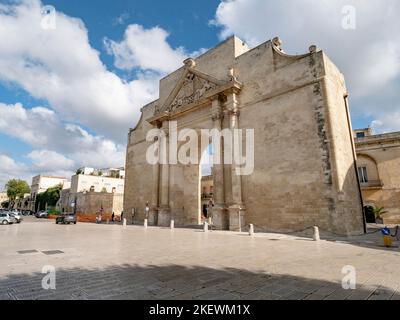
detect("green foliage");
top-left (1, 201), bottom-right (9, 209)
top-left (101, 187), bottom-right (107, 193)
top-left (373, 207), bottom-right (388, 220)
top-left (76, 169), bottom-right (83, 175)
top-left (98, 170), bottom-right (103, 176)
top-left (35, 184), bottom-right (62, 212)
top-left (47, 206), bottom-right (60, 215)
top-left (6, 179), bottom-right (31, 201)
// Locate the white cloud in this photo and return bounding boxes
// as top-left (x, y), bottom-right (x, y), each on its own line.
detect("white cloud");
top-left (0, 102), bottom-right (126, 174)
top-left (104, 24), bottom-right (191, 73)
top-left (113, 12), bottom-right (130, 26)
top-left (0, 0), bottom-right (160, 142)
top-left (212, 0), bottom-right (400, 131)
top-left (371, 112), bottom-right (400, 134)
top-left (0, 154), bottom-right (31, 190)
top-left (27, 150), bottom-right (75, 171)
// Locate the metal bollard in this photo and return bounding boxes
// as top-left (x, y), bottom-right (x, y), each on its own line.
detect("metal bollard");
top-left (123, 218), bottom-right (127, 227)
top-left (249, 224), bottom-right (255, 236)
top-left (204, 222), bottom-right (209, 233)
top-left (313, 226), bottom-right (320, 241)
top-left (170, 220), bottom-right (175, 229)
top-left (144, 219), bottom-right (148, 229)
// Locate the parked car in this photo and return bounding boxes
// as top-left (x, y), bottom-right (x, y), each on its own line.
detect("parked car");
top-left (10, 212), bottom-right (23, 224)
top-left (0, 212), bottom-right (17, 225)
top-left (35, 211), bottom-right (48, 219)
top-left (56, 213), bottom-right (77, 225)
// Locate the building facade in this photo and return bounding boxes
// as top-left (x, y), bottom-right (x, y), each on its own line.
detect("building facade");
top-left (29, 175), bottom-right (69, 211)
top-left (355, 129), bottom-right (400, 224)
top-left (70, 172), bottom-right (125, 194)
top-left (57, 168), bottom-right (125, 221)
top-left (124, 36), bottom-right (365, 236)
top-left (0, 192), bottom-right (8, 207)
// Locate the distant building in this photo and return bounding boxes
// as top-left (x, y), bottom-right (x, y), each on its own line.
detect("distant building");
top-left (354, 129), bottom-right (400, 224)
top-left (13, 193), bottom-right (31, 211)
top-left (30, 175), bottom-right (69, 211)
top-left (0, 192), bottom-right (8, 207)
top-left (70, 171), bottom-right (125, 194)
top-left (57, 167), bottom-right (125, 221)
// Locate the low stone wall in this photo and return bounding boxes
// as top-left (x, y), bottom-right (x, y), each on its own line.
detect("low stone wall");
top-left (76, 213), bottom-right (114, 223)
top-left (383, 215), bottom-right (400, 225)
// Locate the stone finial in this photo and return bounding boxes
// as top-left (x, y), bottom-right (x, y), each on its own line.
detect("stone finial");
top-left (228, 67), bottom-right (237, 82)
top-left (183, 58), bottom-right (196, 68)
top-left (309, 45), bottom-right (318, 53)
top-left (272, 37), bottom-right (283, 50)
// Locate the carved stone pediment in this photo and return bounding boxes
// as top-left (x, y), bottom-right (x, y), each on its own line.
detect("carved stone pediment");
top-left (154, 68), bottom-right (228, 116)
top-left (169, 72), bottom-right (217, 112)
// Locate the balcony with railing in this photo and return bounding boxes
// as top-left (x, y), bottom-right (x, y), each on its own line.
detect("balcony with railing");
top-left (360, 180), bottom-right (383, 189)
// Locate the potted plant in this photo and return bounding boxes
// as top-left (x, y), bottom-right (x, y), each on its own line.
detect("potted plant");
top-left (374, 207), bottom-right (388, 224)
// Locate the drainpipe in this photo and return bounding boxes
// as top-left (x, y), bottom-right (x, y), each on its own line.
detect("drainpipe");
top-left (344, 93), bottom-right (367, 233)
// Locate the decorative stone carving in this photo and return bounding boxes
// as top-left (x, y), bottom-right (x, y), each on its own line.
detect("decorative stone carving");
top-left (168, 73), bottom-right (217, 112)
top-left (272, 37), bottom-right (283, 51)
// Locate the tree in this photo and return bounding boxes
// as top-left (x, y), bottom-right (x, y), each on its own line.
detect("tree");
top-left (1, 201), bottom-right (9, 209)
top-left (6, 179), bottom-right (31, 201)
top-left (35, 185), bottom-right (62, 212)
top-left (373, 207), bottom-right (388, 220)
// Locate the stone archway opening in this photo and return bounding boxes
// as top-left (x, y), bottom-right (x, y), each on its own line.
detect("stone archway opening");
top-left (200, 144), bottom-right (214, 224)
top-left (364, 205), bottom-right (376, 223)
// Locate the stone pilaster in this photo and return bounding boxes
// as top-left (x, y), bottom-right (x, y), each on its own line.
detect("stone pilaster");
top-left (149, 135), bottom-right (160, 226)
top-left (227, 92), bottom-right (246, 231)
top-left (211, 97), bottom-right (228, 230)
top-left (158, 124), bottom-right (171, 227)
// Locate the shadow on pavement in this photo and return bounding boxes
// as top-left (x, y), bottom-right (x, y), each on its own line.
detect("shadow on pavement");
top-left (1, 263), bottom-right (398, 300)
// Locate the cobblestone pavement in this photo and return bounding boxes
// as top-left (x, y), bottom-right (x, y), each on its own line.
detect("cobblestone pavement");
top-left (0, 217), bottom-right (399, 300)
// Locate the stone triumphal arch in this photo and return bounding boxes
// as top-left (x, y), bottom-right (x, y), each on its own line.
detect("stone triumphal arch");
top-left (124, 36), bottom-right (365, 236)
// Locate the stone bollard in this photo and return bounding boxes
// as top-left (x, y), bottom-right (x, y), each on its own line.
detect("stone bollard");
top-left (170, 220), bottom-right (175, 229)
top-left (313, 226), bottom-right (320, 241)
top-left (249, 224), bottom-right (255, 236)
top-left (123, 218), bottom-right (127, 227)
top-left (204, 222), bottom-right (209, 233)
top-left (144, 219), bottom-right (148, 229)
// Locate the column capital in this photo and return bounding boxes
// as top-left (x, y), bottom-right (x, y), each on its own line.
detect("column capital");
top-left (226, 92), bottom-right (239, 114)
top-left (211, 96), bottom-right (224, 122)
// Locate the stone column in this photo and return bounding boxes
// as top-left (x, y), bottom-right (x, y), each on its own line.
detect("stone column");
top-left (211, 97), bottom-right (228, 230)
top-left (149, 135), bottom-right (160, 226)
top-left (227, 92), bottom-right (246, 231)
top-left (158, 124), bottom-right (171, 227)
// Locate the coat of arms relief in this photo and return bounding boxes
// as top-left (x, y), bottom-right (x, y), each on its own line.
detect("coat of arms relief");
top-left (167, 73), bottom-right (217, 113)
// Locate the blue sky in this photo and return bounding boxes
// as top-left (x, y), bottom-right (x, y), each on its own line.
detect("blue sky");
top-left (0, 0), bottom-right (399, 188)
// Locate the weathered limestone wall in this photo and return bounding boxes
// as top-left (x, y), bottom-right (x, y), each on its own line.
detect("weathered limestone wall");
top-left (123, 101), bottom-right (158, 224)
top-left (320, 54), bottom-right (365, 234)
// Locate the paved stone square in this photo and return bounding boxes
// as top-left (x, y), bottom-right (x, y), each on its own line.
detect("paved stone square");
top-left (0, 217), bottom-right (399, 300)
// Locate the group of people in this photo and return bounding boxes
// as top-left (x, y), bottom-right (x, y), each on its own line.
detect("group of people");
top-left (95, 200), bottom-right (213, 225)
top-left (96, 209), bottom-right (124, 224)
